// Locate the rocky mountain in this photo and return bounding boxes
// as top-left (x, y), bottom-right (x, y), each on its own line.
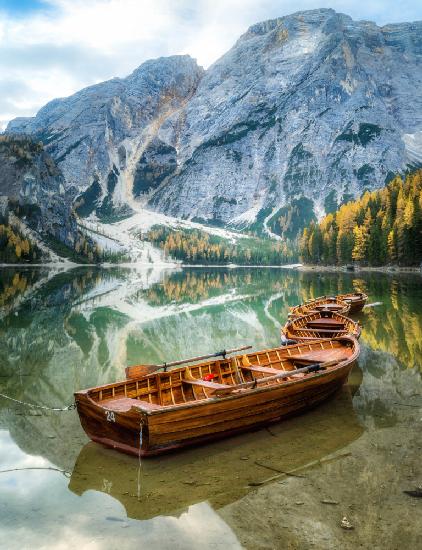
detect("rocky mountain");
top-left (6, 8), bottom-right (422, 239)
top-left (0, 136), bottom-right (77, 252)
top-left (7, 56), bottom-right (204, 222)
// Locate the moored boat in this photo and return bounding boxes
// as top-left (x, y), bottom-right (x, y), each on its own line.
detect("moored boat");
top-left (289, 295), bottom-right (351, 318)
top-left (282, 310), bottom-right (361, 342)
top-left (337, 292), bottom-right (368, 313)
top-left (74, 336), bottom-right (359, 457)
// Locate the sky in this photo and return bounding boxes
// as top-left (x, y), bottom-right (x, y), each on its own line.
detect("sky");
top-left (0, 0), bottom-right (421, 129)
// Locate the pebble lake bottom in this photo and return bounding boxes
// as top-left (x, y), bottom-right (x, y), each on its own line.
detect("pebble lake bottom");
top-left (0, 266), bottom-right (421, 549)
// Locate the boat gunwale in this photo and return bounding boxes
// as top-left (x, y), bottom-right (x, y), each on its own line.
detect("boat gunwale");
top-left (337, 292), bottom-right (368, 303)
top-left (290, 295), bottom-right (351, 316)
top-left (282, 310), bottom-right (361, 340)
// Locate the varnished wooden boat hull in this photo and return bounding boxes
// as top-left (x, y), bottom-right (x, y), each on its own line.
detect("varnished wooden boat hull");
top-left (282, 311), bottom-right (361, 342)
top-left (75, 338), bottom-right (359, 456)
top-left (289, 296), bottom-right (351, 318)
top-left (337, 292), bottom-right (368, 313)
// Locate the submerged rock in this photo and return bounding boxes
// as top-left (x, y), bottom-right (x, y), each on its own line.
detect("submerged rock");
top-left (341, 516), bottom-right (355, 530)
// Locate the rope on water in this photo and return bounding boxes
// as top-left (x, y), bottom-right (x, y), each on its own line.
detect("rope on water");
top-left (0, 392), bottom-right (76, 412)
top-left (137, 422), bottom-right (144, 499)
top-left (0, 466), bottom-right (71, 478)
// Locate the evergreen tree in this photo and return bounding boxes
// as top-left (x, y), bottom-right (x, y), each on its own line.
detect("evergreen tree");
top-left (299, 168), bottom-right (422, 266)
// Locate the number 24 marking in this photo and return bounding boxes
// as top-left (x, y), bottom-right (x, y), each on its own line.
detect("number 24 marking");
top-left (106, 411), bottom-right (116, 422)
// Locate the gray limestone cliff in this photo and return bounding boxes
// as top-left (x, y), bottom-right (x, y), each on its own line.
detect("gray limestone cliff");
top-left (0, 136), bottom-right (77, 249)
top-left (7, 56), bottom-right (204, 222)
top-left (7, 9), bottom-right (422, 236)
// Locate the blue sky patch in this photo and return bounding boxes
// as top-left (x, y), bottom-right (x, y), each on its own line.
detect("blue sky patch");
top-left (0, 0), bottom-right (50, 15)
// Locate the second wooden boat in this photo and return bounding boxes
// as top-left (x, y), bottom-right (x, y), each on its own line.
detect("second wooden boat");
top-left (282, 310), bottom-right (361, 342)
top-left (289, 295), bottom-right (351, 318)
top-left (74, 336), bottom-right (359, 456)
top-left (337, 292), bottom-right (368, 313)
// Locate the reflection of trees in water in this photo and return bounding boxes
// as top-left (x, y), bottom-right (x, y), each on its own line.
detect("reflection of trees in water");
top-left (1, 266), bottom-right (421, 387)
top-left (143, 269), bottom-right (286, 305)
top-left (142, 268), bottom-right (358, 310)
top-left (0, 269), bottom-right (43, 310)
top-left (138, 268), bottom-right (422, 370)
top-left (289, 272), bottom-right (422, 370)
top-left (360, 277), bottom-right (422, 370)
top-left (0, 267), bottom-right (115, 317)
top-left (0, 268), bottom-right (130, 411)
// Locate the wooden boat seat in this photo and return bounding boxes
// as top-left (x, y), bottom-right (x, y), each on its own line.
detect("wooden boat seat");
top-left (300, 328), bottom-right (347, 333)
top-left (307, 319), bottom-right (344, 327)
top-left (306, 322), bottom-right (345, 328)
top-left (306, 321), bottom-right (344, 328)
top-left (100, 397), bottom-right (163, 412)
top-left (242, 363), bottom-right (305, 380)
top-left (242, 364), bottom-right (281, 375)
top-left (289, 349), bottom-right (347, 364)
top-left (239, 355), bottom-right (282, 376)
top-left (183, 378), bottom-right (229, 390)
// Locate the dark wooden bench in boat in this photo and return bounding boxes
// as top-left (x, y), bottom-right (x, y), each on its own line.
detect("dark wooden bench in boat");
top-left (244, 364), bottom-right (307, 379)
top-left (182, 378), bottom-right (228, 390)
top-left (299, 328), bottom-right (348, 334)
top-left (306, 319), bottom-right (345, 328)
top-left (288, 348), bottom-right (347, 364)
top-left (306, 323), bottom-right (345, 329)
top-left (238, 356), bottom-right (304, 379)
top-left (242, 364), bottom-right (281, 375)
top-left (101, 397), bottom-right (162, 412)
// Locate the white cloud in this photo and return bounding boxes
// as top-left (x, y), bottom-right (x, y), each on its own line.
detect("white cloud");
top-left (0, 0), bottom-right (421, 128)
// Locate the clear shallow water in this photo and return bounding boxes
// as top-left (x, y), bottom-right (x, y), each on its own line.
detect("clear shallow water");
top-left (0, 266), bottom-right (421, 549)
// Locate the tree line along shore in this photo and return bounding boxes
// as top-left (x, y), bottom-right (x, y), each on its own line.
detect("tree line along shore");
top-left (299, 169), bottom-right (422, 268)
top-left (1, 168), bottom-right (421, 268)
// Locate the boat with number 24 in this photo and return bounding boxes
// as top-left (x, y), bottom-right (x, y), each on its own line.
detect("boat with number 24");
top-left (74, 336), bottom-right (359, 457)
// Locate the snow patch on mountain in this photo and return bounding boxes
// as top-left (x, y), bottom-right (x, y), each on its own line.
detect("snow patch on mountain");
top-left (78, 205), bottom-right (248, 263)
top-left (403, 132), bottom-right (422, 165)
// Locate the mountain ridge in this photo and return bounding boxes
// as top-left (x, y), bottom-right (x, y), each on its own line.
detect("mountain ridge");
top-left (4, 8), bottom-right (422, 255)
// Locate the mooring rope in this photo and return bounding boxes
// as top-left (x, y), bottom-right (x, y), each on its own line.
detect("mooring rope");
top-left (0, 393), bottom-right (76, 412)
top-left (137, 422), bottom-right (143, 499)
top-left (0, 466), bottom-right (71, 477)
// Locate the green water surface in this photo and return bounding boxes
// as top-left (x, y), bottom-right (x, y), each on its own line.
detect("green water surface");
top-left (0, 267), bottom-right (421, 549)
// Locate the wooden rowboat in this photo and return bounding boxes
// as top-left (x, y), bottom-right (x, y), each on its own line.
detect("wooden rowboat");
top-left (289, 295), bottom-right (351, 318)
top-left (74, 336), bottom-right (359, 457)
top-left (282, 310), bottom-right (361, 342)
top-left (336, 292), bottom-right (368, 313)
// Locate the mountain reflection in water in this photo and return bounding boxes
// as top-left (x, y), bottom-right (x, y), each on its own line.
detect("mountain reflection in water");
top-left (0, 265), bottom-right (421, 550)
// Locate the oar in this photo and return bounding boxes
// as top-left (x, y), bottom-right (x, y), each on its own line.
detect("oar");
top-left (212, 359), bottom-right (344, 397)
top-left (125, 345), bottom-right (253, 379)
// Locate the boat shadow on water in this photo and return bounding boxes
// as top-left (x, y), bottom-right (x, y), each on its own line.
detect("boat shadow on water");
top-left (68, 366), bottom-right (364, 521)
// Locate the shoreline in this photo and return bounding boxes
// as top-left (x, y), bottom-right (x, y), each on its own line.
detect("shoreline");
top-left (0, 262), bottom-right (420, 274)
top-left (298, 264), bottom-right (421, 274)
